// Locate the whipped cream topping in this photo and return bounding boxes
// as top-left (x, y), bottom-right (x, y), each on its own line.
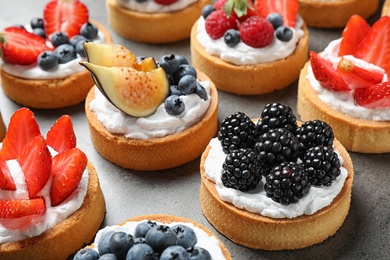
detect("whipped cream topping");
top-left (0, 147), bottom-right (89, 244)
top-left (204, 138), bottom-right (348, 219)
top-left (196, 16), bottom-right (305, 65)
top-left (90, 80), bottom-right (211, 139)
top-left (117, 0), bottom-right (197, 13)
top-left (92, 220), bottom-right (226, 259)
top-left (307, 38), bottom-right (390, 121)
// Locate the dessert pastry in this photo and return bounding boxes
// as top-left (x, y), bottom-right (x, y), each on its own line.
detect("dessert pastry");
top-left (298, 0), bottom-right (379, 28)
top-left (190, 0), bottom-right (309, 95)
top-left (382, 0), bottom-right (390, 16)
top-left (298, 15), bottom-right (390, 153)
top-left (72, 214), bottom-right (232, 259)
top-left (81, 42), bottom-right (218, 171)
top-left (0, 0), bottom-right (112, 109)
top-left (199, 103), bottom-right (354, 250)
top-left (106, 0), bottom-right (211, 43)
top-left (0, 108), bottom-right (105, 260)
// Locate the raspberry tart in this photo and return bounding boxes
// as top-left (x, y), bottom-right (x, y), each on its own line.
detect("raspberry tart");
top-left (298, 15), bottom-right (390, 153)
top-left (199, 103), bottom-right (354, 250)
top-left (73, 214), bottom-right (232, 259)
top-left (0, 0), bottom-right (112, 109)
top-left (106, 0), bottom-right (211, 44)
top-left (383, 0), bottom-right (390, 16)
top-left (81, 42), bottom-right (218, 171)
top-left (298, 0), bottom-right (379, 28)
top-left (190, 0), bottom-right (309, 95)
top-left (0, 108), bottom-right (105, 259)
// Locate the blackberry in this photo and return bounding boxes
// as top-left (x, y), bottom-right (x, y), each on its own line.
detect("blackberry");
top-left (303, 146), bottom-right (341, 186)
top-left (218, 112), bottom-right (260, 153)
top-left (264, 161), bottom-right (310, 205)
top-left (221, 148), bottom-right (262, 192)
top-left (295, 120), bottom-right (334, 149)
top-left (257, 102), bottom-right (298, 134)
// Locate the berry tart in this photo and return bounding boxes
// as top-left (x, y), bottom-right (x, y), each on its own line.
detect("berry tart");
top-left (199, 103), bottom-right (354, 250)
top-left (0, 0), bottom-right (112, 109)
top-left (383, 0), bottom-right (390, 16)
top-left (81, 42), bottom-right (218, 171)
top-left (298, 15), bottom-right (390, 153)
top-left (190, 0), bottom-right (309, 95)
top-left (0, 108), bottom-right (105, 259)
top-left (298, 0), bottom-right (379, 28)
top-left (73, 214), bottom-right (232, 259)
top-left (106, 0), bottom-right (211, 43)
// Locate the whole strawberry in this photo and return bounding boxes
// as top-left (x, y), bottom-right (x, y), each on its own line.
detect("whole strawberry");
top-left (205, 9), bottom-right (238, 40)
top-left (239, 16), bottom-right (274, 48)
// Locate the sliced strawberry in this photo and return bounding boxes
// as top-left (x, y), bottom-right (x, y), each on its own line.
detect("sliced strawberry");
top-left (354, 81), bottom-right (390, 108)
top-left (0, 27), bottom-right (52, 65)
top-left (43, 0), bottom-right (89, 39)
top-left (256, 0), bottom-right (298, 27)
top-left (0, 197), bottom-right (46, 218)
top-left (0, 108), bottom-right (41, 161)
top-left (46, 115), bottom-right (76, 153)
top-left (17, 135), bottom-right (52, 199)
top-left (354, 16), bottom-right (390, 76)
top-left (50, 148), bottom-right (87, 206)
top-left (338, 15), bottom-right (370, 56)
top-left (0, 158), bottom-right (16, 191)
top-left (310, 51), bottom-right (350, 92)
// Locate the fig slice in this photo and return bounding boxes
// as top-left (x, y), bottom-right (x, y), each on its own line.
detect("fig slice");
top-left (84, 42), bottom-right (139, 67)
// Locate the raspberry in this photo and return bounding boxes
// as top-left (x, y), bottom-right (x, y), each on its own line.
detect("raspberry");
top-left (214, 0), bottom-right (227, 10)
top-left (205, 10), bottom-right (238, 40)
top-left (257, 102), bottom-right (298, 134)
top-left (239, 16), bottom-right (274, 48)
top-left (295, 120), bottom-right (334, 149)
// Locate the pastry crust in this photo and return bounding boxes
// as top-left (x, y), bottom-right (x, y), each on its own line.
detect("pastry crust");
top-left (0, 163), bottom-right (106, 260)
top-left (0, 20), bottom-right (113, 109)
top-left (298, 0), bottom-right (379, 28)
top-left (382, 0), bottom-right (390, 16)
top-left (298, 61), bottom-right (390, 153)
top-left (85, 71), bottom-right (218, 171)
top-left (199, 139), bottom-right (354, 250)
top-left (190, 20), bottom-right (309, 95)
top-left (106, 0), bottom-right (211, 44)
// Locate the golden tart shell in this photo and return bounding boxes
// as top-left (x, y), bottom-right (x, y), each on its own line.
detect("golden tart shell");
top-left (382, 0), bottom-right (390, 16)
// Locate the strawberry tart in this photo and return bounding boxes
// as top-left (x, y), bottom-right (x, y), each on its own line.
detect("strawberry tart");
top-left (383, 0), bottom-right (390, 16)
top-left (106, 0), bottom-right (211, 43)
top-left (190, 0), bottom-right (309, 95)
top-left (0, 0), bottom-right (112, 109)
top-left (298, 0), bottom-right (380, 28)
top-left (81, 42), bottom-right (218, 171)
top-left (298, 15), bottom-right (390, 153)
top-left (200, 104), bottom-right (354, 250)
top-left (0, 108), bottom-right (105, 259)
top-left (72, 214), bottom-right (232, 259)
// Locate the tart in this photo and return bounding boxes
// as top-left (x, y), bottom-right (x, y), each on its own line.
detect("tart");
top-left (190, 0), bottom-right (309, 95)
top-left (73, 214), bottom-right (232, 259)
top-left (298, 0), bottom-right (380, 28)
top-left (0, 108), bottom-right (105, 260)
top-left (382, 0), bottom-right (390, 16)
top-left (106, 0), bottom-right (211, 44)
top-left (0, 0), bottom-right (113, 109)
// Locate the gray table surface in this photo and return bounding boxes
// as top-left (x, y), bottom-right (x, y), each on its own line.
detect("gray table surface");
top-left (1, 1), bottom-right (389, 259)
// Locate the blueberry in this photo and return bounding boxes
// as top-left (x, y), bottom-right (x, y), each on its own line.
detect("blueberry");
top-left (178, 75), bottom-right (197, 95)
top-left (134, 237), bottom-right (147, 244)
top-left (30, 17), bottom-right (44, 29)
top-left (172, 64), bottom-right (197, 85)
top-left (134, 0), bottom-right (148, 3)
top-left (176, 54), bottom-right (189, 65)
top-left (169, 85), bottom-right (182, 96)
top-left (126, 243), bottom-right (154, 260)
top-left (99, 254), bottom-right (117, 260)
top-left (75, 39), bottom-right (89, 58)
top-left (69, 35), bottom-right (87, 47)
top-left (223, 29), bottom-right (240, 47)
top-left (164, 95), bottom-right (185, 116)
top-left (55, 44), bottom-right (77, 64)
top-left (188, 246), bottom-right (212, 260)
top-left (160, 245), bottom-right (190, 260)
top-left (201, 5), bottom-right (215, 19)
top-left (275, 26), bottom-right (293, 42)
top-left (145, 225), bottom-right (178, 253)
top-left (37, 51), bottom-right (58, 71)
top-left (159, 54), bottom-right (181, 75)
top-left (98, 231), bottom-right (115, 255)
top-left (195, 83), bottom-right (208, 101)
top-left (80, 22), bottom-right (99, 40)
top-left (50, 32), bottom-right (69, 47)
top-left (135, 220), bottom-right (158, 238)
top-left (33, 28), bottom-right (46, 38)
top-left (109, 231), bottom-right (134, 259)
top-left (266, 13), bottom-right (283, 29)
top-left (73, 248), bottom-right (99, 260)
top-left (171, 225), bottom-right (197, 249)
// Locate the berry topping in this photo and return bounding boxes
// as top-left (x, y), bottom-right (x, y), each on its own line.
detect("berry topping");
top-left (275, 26), bottom-right (293, 42)
top-left (37, 51), bottom-right (59, 71)
top-left (109, 232), bottom-right (135, 259)
top-left (256, 0), bottom-right (298, 27)
top-left (50, 31), bottom-right (70, 47)
top-left (160, 245), bottom-right (190, 259)
top-left (145, 225), bottom-right (178, 253)
top-left (0, 197), bottom-right (46, 218)
top-left (171, 224), bottom-right (198, 249)
top-left (172, 64), bottom-right (197, 85)
top-left (46, 115), bottom-right (77, 153)
top-left (154, 0), bottom-right (178, 5)
top-left (205, 9), bottom-right (238, 40)
top-left (239, 16), bottom-right (274, 48)
top-left (188, 246), bottom-right (212, 259)
top-left (223, 29), bottom-right (241, 47)
top-left (353, 81), bottom-right (390, 108)
top-left (80, 22), bottom-right (98, 40)
top-left (178, 75), bottom-right (197, 95)
top-left (73, 248), bottom-right (100, 260)
top-left (223, 0), bottom-right (259, 21)
top-left (257, 102), bottom-right (298, 134)
top-left (98, 231), bottom-right (116, 255)
top-left (164, 95), bottom-right (185, 115)
top-left (135, 220), bottom-right (158, 238)
top-left (126, 243), bottom-right (154, 259)
top-left (266, 13), bottom-right (283, 29)
top-left (201, 4), bottom-right (216, 19)
top-left (338, 14), bottom-right (370, 56)
top-left (0, 158), bottom-right (16, 191)
top-left (159, 54), bottom-right (181, 74)
top-left (195, 83), bottom-right (208, 101)
top-left (295, 120), bottom-right (334, 149)
top-left (30, 17), bottom-right (44, 29)
top-left (55, 43), bottom-right (77, 63)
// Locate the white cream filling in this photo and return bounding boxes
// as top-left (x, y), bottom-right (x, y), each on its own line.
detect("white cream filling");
top-left (117, 0), bottom-right (197, 13)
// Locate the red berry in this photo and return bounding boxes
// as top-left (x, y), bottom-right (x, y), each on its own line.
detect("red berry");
top-left (338, 15), bottom-right (370, 56)
top-left (0, 198), bottom-right (46, 218)
top-left (256, 0), bottom-right (298, 27)
top-left (214, 0), bottom-right (227, 10)
top-left (354, 81), bottom-right (390, 108)
top-left (239, 16), bottom-right (274, 48)
top-left (0, 158), bottom-right (16, 191)
top-left (205, 10), bottom-right (238, 40)
top-left (46, 115), bottom-right (77, 153)
top-left (154, 0), bottom-right (178, 5)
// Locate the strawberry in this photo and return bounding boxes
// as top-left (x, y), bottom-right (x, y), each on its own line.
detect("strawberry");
top-left (239, 16), bottom-right (274, 48)
top-left (43, 0), bottom-right (89, 39)
top-left (223, 0), bottom-right (258, 21)
top-left (46, 115), bottom-right (76, 153)
top-left (0, 27), bottom-right (52, 65)
top-left (154, 0), bottom-right (178, 5)
top-left (17, 135), bottom-right (52, 199)
top-left (310, 51), bottom-right (350, 92)
top-left (338, 15), bottom-right (370, 56)
top-left (0, 197), bottom-right (46, 218)
top-left (0, 108), bottom-right (41, 161)
top-left (354, 16), bottom-right (390, 76)
top-left (0, 158), bottom-right (16, 191)
top-left (354, 81), bottom-right (390, 108)
top-left (205, 9), bottom-right (238, 39)
top-left (256, 0), bottom-right (298, 28)
top-left (337, 57), bottom-right (384, 86)
top-left (50, 148), bottom-right (87, 206)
